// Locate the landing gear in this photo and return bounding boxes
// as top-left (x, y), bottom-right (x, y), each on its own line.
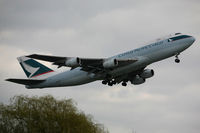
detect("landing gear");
top-left (122, 82), bottom-right (127, 86)
top-left (102, 80), bottom-right (108, 85)
top-left (112, 80), bottom-right (116, 85)
top-left (102, 79), bottom-right (128, 86)
top-left (102, 79), bottom-right (116, 86)
top-left (175, 54), bottom-right (180, 63)
top-left (175, 58), bottom-right (180, 63)
top-left (108, 81), bottom-right (113, 86)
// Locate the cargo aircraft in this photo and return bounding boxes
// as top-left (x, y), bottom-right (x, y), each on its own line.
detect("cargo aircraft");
top-left (6, 33), bottom-right (195, 88)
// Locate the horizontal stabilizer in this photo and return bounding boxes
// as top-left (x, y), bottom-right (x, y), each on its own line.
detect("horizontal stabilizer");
top-left (6, 78), bottom-right (45, 85)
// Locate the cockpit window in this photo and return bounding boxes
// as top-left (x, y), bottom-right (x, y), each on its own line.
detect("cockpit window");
top-left (175, 33), bottom-right (181, 35)
top-left (168, 35), bottom-right (191, 42)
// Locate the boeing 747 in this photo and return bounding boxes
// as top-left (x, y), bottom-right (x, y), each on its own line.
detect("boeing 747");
top-left (6, 33), bottom-right (195, 88)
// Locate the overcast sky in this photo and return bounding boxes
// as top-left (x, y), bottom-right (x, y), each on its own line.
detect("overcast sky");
top-left (1, 0), bottom-right (200, 133)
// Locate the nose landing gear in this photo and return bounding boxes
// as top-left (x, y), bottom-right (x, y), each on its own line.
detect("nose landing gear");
top-left (175, 58), bottom-right (180, 63)
top-left (175, 54), bottom-right (180, 63)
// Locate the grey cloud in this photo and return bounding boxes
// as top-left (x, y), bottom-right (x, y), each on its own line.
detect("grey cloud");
top-left (0, 0), bottom-right (140, 31)
top-left (0, 0), bottom-right (200, 133)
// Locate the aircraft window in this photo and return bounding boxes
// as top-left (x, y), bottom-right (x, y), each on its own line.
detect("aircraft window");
top-left (169, 35), bottom-right (191, 42)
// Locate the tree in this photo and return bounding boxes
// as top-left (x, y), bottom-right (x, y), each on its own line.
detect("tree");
top-left (0, 95), bottom-right (109, 133)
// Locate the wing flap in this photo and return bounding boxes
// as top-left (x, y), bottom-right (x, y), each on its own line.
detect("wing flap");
top-left (6, 78), bottom-right (45, 85)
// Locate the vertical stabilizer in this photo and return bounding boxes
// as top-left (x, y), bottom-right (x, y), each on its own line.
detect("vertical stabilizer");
top-left (17, 56), bottom-right (54, 78)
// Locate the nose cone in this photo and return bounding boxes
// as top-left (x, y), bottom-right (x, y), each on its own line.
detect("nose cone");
top-left (191, 36), bottom-right (196, 43)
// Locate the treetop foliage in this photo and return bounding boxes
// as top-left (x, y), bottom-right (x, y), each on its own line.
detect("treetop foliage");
top-left (0, 95), bottom-right (109, 133)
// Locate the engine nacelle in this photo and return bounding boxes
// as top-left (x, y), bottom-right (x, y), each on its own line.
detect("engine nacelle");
top-left (131, 75), bottom-right (145, 85)
top-left (140, 69), bottom-right (154, 79)
top-left (65, 57), bottom-right (81, 67)
top-left (103, 59), bottom-right (118, 68)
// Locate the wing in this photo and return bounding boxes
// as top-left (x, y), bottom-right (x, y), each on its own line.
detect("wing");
top-left (6, 78), bottom-right (45, 85)
top-left (27, 54), bottom-right (104, 68)
top-left (27, 54), bottom-right (138, 73)
top-left (27, 54), bottom-right (66, 62)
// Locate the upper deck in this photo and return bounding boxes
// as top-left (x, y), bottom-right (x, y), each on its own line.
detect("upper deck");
top-left (155, 33), bottom-right (182, 41)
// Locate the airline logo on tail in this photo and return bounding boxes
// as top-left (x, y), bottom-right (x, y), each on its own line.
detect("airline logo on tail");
top-left (21, 61), bottom-right (40, 78)
top-left (17, 56), bottom-right (53, 78)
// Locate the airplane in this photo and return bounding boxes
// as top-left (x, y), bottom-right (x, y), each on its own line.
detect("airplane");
top-left (6, 33), bottom-right (195, 89)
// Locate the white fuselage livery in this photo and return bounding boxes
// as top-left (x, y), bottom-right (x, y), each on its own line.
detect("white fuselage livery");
top-left (25, 33), bottom-right (195, 88)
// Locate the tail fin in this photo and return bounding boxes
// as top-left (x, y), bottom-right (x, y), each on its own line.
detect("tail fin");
top-left (17, 56), bottom-right (54, 78)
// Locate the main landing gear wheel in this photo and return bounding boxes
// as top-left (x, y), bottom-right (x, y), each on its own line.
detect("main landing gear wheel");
top-left (102, 80), bottom-right (116, 86)
top-left (102, 80), bottom-right (107, 85)
top-left (108, 81), bottom-right (113, 86)
top-left (122, 82), bottom-right (127, 86)
top-left (112, 80), bottom-right (116, 85)
top-left (175, 54), bottom-right (180, 63)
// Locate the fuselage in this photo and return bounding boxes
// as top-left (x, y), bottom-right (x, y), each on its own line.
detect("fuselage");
top-left (26, 34), bottom-right (195, 88)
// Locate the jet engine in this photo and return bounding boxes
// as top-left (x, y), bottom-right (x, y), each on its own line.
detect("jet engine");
top-left (65, 57), bottom-right (81, 67)
top-left (103, 59), bottom-right (118, 68)
top-left (131, 75), bottom-right (145, 85)
top-left (140, 69), bottom-right (154, 79)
